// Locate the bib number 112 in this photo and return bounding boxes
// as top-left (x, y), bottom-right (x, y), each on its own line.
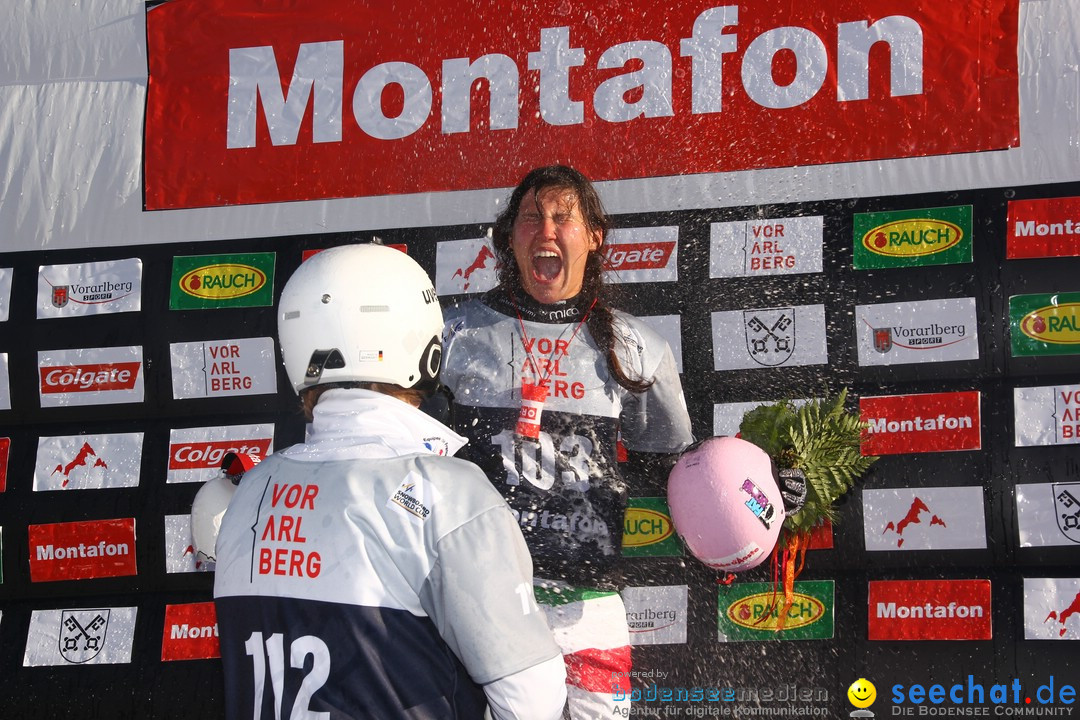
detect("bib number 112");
top-left (244, 631), bottom-right (330, 720)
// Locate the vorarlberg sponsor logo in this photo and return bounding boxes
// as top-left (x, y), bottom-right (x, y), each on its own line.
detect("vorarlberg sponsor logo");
top-left (1013, 384), bottom-right (1080, 446)
top-left (853, 206), bottom-right (973, 269)
top-left (36, 258), bottom-right (143, 318)
top-left (170, 253), bottom-right (276, 309)
top-left (1010, 292), bottom-right (1080, 356)
top-left (622, 497), bottom-right (683, 558)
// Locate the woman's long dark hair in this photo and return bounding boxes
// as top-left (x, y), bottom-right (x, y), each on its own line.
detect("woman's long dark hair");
top-left (491, 165), bottom-right (653, 393)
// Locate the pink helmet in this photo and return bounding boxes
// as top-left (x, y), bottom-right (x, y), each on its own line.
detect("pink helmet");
top-left (667, 436), bottom-right (785, 572)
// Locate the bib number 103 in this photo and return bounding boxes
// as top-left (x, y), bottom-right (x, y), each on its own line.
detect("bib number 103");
top-left (244, 632), bottom-right (330, 720)
top-left (491, 429), bottom-right (593, 492)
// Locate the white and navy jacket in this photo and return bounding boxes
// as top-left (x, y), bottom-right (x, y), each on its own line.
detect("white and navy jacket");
top-left (214, 389), bottom-right (562, 719)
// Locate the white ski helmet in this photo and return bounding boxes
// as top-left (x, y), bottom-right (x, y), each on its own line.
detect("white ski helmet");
top-left (278, 244), bottom-right (443, 394)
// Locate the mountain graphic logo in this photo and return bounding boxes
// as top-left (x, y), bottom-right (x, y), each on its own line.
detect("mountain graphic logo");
top-left (52, 442), bottom-right (108, 488)
top-left (883, 497), bottom-right (946, 548)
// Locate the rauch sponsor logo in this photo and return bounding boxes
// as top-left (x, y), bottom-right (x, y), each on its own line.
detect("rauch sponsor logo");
top-left (178, 264), bottom-right (266, 300)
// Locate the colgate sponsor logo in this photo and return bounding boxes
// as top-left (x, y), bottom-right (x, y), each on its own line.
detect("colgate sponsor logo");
top-left (604, 241), bottom-right (675, 272)
top-left (28, 518), bottom-right (138, 582)
top-left (169, 439), bottom-right (272, 470)
top-left (860, 390), bottom-right (981, 455)
top-left (161, 602), bottom-right (221, 661)
top-left (868, 579), bottom-right (992, 640)
top-left (40, 363), bottom-right (141, 393)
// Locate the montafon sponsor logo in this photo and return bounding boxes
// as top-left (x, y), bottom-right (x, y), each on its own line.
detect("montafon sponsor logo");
top-left (868, 579), bottom-right (991, 640)
top-left (144, 2), bottom-right (1019, 209)
top-left (1010, 292), bottom-right (1080, 356)
top-left (1007, 196), bottom-right (1080, 259)
top-left (170, 253), bottom-right (276, 309)
top-left (161, 602), bottom-right (221, 661)
top-left (853, 206), bottom-right (972, 269)
top-left (860, 390), bottom-right (982, 455)
top-left (28, 518), bottom-right (138, 582)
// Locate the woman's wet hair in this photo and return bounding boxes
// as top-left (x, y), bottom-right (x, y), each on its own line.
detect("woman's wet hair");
top-left (492, 165), bottom-right (652, 393)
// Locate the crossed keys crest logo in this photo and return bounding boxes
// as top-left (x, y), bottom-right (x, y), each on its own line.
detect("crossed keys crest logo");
top-left (60, 609), bottom-right (110, 663)
top-left (1053, 483), bottom-right (1080, 544)
top-left (744, 308), bottom-right (795, 366)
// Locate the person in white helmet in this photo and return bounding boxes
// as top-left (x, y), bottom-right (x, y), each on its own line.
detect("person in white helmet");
top-left (212, 244), bottom-right (567, 720)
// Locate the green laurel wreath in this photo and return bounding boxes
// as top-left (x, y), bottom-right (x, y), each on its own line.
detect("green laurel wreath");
top-left (738, 388), bottom-right (878, 534)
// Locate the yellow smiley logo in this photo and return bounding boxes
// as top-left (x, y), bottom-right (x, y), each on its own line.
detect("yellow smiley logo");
top-left (848, 678), bottom-right (877, 708)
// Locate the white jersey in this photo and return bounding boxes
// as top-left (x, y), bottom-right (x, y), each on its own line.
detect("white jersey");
top-left (214, 389), bottom-right (560, 719)
top-left (442, 289), bottom-right (694, 584)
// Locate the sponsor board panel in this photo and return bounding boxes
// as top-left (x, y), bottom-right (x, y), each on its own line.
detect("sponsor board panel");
top-left (37, 346), bottom-right (145, 408)
top-left (37, 258), bottom-right (142, 318)
top-left (0, 267), bottom-right (11, 321)
top-left (1009, 292), bottom-right (1080, 357)
top-left (144, 1), bottom-right (1020, 210)
top-left (28, 518), bottom-right (138, 582)
top-left (712, 304), bottom-right (828, 371)
top-left (860, 390), bottom-right (982, 455)
top-left (717, 580), bottom-right (834, 642)
top-left (162, 602), bottom-right (221, 661)
top-left (710, 216), bottom-right (824, 278)
top-left (638, 314), bottom-right (682, 372)
top-left (714, 399), bottom-right (814, 437)
top-left (164, 514), bottom-right (213, 573)
top-left (169, 253), bottom-right (276, 310)
top-left (23, 607), bottom-right (137, 666)
top-left (855, 297), bottom-right (979, 366)
top-left (622, 585), bottom-right (688, 645)
top-left (863, 486), bottom-right (987, 551)
top-left (0, 437), bottom-right (8, 492)
top-left (622, 497), bottom-right (683, 558)
top-left (1007, 196), bottom-right (1080, 259)
top-left (1014, 384), bottom-right (1080, 446)
top-left (853, 205), bottom-right (973, 269)
top-left (0, 353), bottom-right (9, 411)
top-left (170, 337), bottom-right (277, 398)
top-left (435, 238), bottom-right (498, 296)
top-left (1016, 482), bottom-right (1080, 547)
top-left (605, 227), bottom-right (678, 284)
top-left (1023, 578), bottom-right (1080, 640)
top-left (868, 579), bottom-right (992, 640)
top-left (167, 423), bottom-right (274, 484)
top-left (34, 433), bottom-right (144, 491)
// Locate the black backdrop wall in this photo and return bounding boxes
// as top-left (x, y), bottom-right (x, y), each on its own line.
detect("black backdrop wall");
top-left (0, 179), bottom-right (1077, 718)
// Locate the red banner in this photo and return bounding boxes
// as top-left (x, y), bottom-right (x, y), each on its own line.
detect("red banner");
top-left (0, 437), bottom-right (8, 493)
top-left (28, 518), bottom-right (138, 582)
top-left (161, 602), bottom-right (221, 661)
top-left (860, 390), bottom-right (982, 455)
top-left (868, 579), bottom-right (992, 640)
top-left (144, 0), bottom-right (1020, 210)
top-left (1007, 197), bottom-right (1080, 259)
